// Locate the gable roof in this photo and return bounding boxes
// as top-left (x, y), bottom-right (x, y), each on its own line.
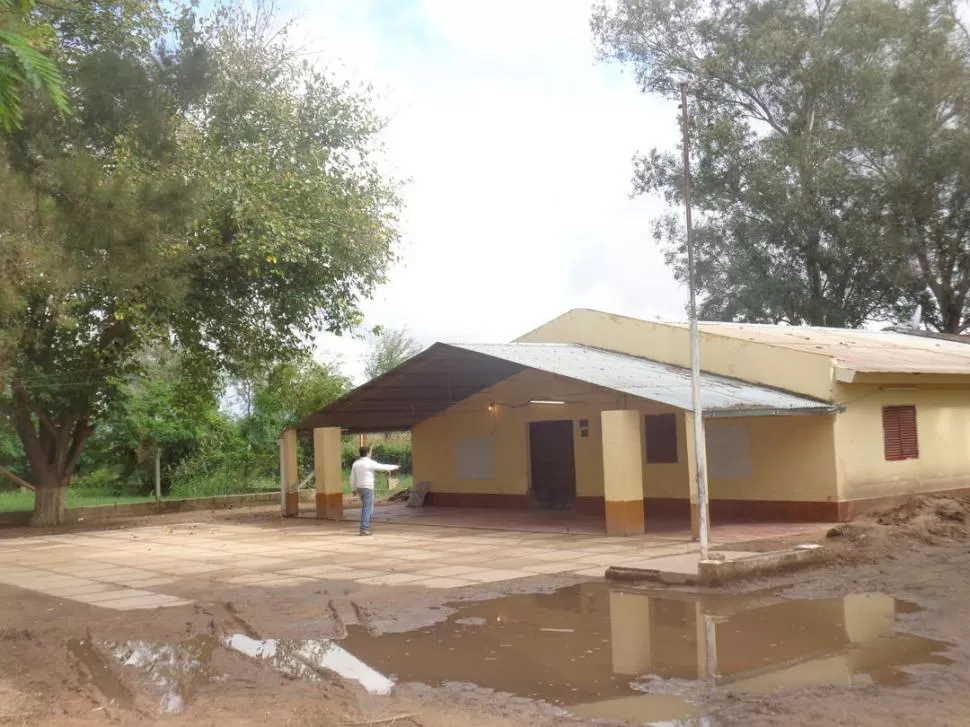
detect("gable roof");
top-left (675, 321), bottom-right (970, 374)
top-left (296, 342), bottom-right (839, 433)
top-left (526, 309), bottom-right (970, 376)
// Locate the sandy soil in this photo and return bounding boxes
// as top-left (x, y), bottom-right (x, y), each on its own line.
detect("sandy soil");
top-left (3, 497), bottom-right (970, 727)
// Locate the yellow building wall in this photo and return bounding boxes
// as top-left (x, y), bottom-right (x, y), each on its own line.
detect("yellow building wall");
top-left (834, 385), bottom-right (970, 500)
top-left (412, 369), bottom-right (626, 498)
top-left (517, 309), bottom-right (837, 402)
top-left (412, 368), bottom-right (840, 504)
top-left (703, 415), bottom-right (838, 502)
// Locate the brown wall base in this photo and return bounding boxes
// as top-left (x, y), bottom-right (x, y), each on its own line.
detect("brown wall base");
top-left (575, 496), bottom-right (605, 516)
top-left (282, 491), bottom-right (300, 517)
top-left (315, 492), bottom-right (343, 520)
top-left (645, 498), bottom-right (841, 522)
top-left (605, 499), bottom-right (645, 536)
top-left (423, 488), bottom-right (970, 524)
top-left (423, 492), bottom-right (532, 509)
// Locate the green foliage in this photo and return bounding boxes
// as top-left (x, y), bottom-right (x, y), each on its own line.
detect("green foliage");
top-left (233, 354), bottom-right (351, 487)
top-left (77, 347), bottom-right (236, 493)
top-left (0, 0), bottom-right (68, 132)
top-left (0, 419), bottom-right (27, 482)
top-left (592, 0), bottom-right (970, 331)
top-left (0, 0), bottom-right (399, 524)
top-left (341, 441), bottom-right (412, 474)
top-left (364, 328), bottom-right (422, 380)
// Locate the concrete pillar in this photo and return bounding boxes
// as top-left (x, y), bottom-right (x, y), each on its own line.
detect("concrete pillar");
top-left (601, 410), bottom-right (645, 536)
top-left (684, 412), bottom-right (700, 540)
top-left (314, 427), bottom-right (343, 520)
top-left (609, 589), bottom-right (652, 675)
top-left (280, 428), bottom-right (299, 517)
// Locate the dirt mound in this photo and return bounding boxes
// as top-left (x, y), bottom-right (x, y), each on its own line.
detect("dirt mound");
top-left (827, 495), bottom-right (970, 549)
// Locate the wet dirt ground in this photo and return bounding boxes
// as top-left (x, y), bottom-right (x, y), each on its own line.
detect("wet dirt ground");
top-left (2, 499), bottom-right (970, 726)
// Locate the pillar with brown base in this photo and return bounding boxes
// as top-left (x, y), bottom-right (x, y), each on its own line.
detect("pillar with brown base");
top-left (314, 427), bottom-right (343, 520)
top-left (280, 428), bottom-right (299, 517)
top-left (601, 410), bottom-right (646, 536)
top-left (684, 412), bottom-right (700, 540)
top-left (609, 589), bottom-right (652, 675)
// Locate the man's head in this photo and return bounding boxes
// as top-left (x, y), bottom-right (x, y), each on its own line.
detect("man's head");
top-left (359, 446), bottom-right (371, 458)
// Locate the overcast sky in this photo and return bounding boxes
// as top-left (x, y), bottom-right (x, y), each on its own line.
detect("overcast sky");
top-left (282, 0), bottom-right (686, 382)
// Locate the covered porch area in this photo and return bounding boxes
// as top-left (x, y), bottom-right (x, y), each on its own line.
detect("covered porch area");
top-left (281, 342), bottom-right (841, 538)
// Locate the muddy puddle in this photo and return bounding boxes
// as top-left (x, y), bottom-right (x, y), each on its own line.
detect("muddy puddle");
top-left (69, 635), bottom-right (221, 714)
top-left (341, 584), bottom-right (952, 724)
top-left (67, 638), bottom-right (134, 710)
top-left (225, 634), bottom-right (394, 694)
top-left (104, 636), bottom-right (220, 714)
top-left (73, 634), bottom-right (394, 714)
top-left (69, 585), bottom-right (951, 724)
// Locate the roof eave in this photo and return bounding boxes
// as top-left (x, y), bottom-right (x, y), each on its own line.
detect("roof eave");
top-left (705, 405), bottom-right (844, 419)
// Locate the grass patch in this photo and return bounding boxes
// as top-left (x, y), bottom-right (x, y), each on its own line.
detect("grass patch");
top-left (0, 489), bottom-right (158, 513)
top-left (0, 471), bottom-right (414, 513)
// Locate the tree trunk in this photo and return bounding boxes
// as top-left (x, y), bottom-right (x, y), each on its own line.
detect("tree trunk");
top-left (7, 378), bottom-right (94, 527)
top-left (30, 477), bottom-right (67, 527)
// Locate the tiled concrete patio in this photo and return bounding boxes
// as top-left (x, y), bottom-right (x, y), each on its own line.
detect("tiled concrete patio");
top-left (348, 503), bottom-right (827, 544)
top-left (0, 514), bottom-right (826, 611)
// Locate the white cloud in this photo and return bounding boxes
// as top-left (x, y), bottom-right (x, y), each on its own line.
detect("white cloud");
top-left (287, 0), bottom-right (685, 382)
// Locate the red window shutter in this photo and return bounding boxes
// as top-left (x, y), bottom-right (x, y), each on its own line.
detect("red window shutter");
top-left (882, 407), bottom-right (901, 460)
top-left (883, 406), bottom-right (918, 461)
top-left (897, 406), bottom-right (919, 459)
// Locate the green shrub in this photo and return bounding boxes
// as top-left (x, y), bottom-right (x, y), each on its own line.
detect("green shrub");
top-left (341, 441), bottom-right (411, 474)
top-left (72, 466), bottom-right (124, 492)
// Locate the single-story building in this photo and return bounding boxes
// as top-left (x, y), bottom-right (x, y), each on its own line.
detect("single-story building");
top-left (284, 309), bottom-right (970, 535)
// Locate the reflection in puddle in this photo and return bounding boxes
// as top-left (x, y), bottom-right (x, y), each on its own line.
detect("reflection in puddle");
top-left (103, 636), bottom-right (219, 714)
top-left (340, 585), bottom-right (951, 724)
top-left (225, 635), bottom-right (394, 695)
top-left (100, 634), bottom-right (394, 712)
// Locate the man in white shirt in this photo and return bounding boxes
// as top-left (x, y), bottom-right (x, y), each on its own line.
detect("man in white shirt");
top-left (349, 446), bottom-right (400, 536)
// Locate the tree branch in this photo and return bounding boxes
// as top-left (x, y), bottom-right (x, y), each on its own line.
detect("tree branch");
top-left (8, 378), bottom-right (46, 481)
top-left (63, 416), bottom-right (94, 481)
top-left (0, 468), bottom-right (34, 491)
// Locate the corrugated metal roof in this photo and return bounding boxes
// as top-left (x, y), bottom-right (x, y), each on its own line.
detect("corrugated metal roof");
top-left (660, 321), bottom-right (970, 374)
top-left (455, 343), bottom-right (838, 417)
top-left (296, 342), bottom-right (838, 432)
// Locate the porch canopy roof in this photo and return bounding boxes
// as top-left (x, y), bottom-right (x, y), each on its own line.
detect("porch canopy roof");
top-left (295, 342), bottom-right (841, 433)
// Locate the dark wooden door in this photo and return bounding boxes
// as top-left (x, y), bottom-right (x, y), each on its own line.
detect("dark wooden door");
top-left (529, 420), bottom-right (576, 509)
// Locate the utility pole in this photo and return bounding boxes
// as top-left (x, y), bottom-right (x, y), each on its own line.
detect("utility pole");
top-left (154, 446), bottom-right (162, 505)
top-left (680, 82), bottom-right (711, 559)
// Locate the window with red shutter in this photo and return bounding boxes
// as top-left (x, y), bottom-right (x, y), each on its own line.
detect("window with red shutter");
top-left (645, 414), bottom-right (678, 464)
top-left (882, 406), bottom-right (918, 461)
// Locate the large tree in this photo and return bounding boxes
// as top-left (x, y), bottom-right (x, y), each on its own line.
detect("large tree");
top-left (0, 1), bottom-right (398, 525)
top-left (364, 327), bottom-right (422, 380)
top-left (854, 0), bottom-right (970, 332)
top-left (592, 0), bottom-right (970, 330)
